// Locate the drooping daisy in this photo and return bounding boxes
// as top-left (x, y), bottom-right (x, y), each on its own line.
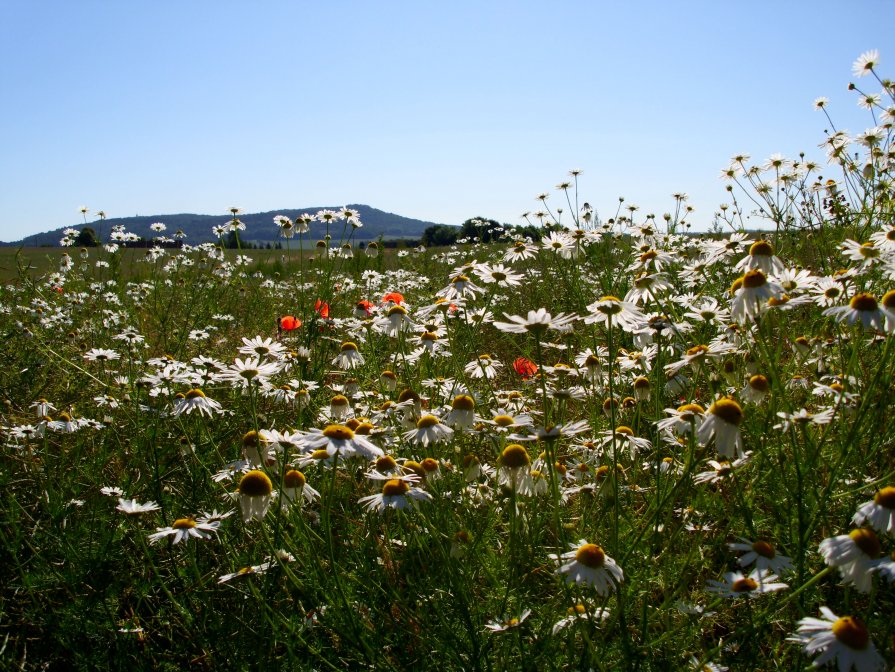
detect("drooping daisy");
top-left (280, 469), bottom-right (320, 508)
top-left (301, 424), bottom-right (383, 461)
top-left (332, 341), bottom-right (366, 370)
top-left (358, 474), bottom-right (432, 512)
top-left (730, 270), bottom-right (783, 324)
top-left (656, 403), bottom-right (706, 437)
top-left (237, 470), bottom-right (274, 522)
top-left (819, 528), bottom-right (882, 593)
top-left (550, 540), bottom-right (624, 595)
top-left (734, 239), bottom-right (786, 276)
top-left (697, 398), bottom-right (745, 459)
top-left (443, 394), bottom-right (478, 430)
top-left (402, 414), bottom-right (454, 448)
top-left (789, 607), bottom-right (885, 672)
top-left (823, 292), bottom-right (894, 333)
top-left (852, 486), bottom-right (895, 536)
top-left (497, 443), bottom-right (534, 495)
top-left (740, 374), bottom-right (770, 404)
top-left (171, 388), bottom-right (224, 418)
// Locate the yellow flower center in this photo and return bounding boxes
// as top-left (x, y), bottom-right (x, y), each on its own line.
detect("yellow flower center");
top-left (172, 518), bottom-right (196, 529)
top-left (239, 470), bottom-right (273, 497)
top-left (382, 479), bottom-right (410, 497)
top-left (741, 269), bottom-right (767, 289)
top-left (185, 388), bottom-right (206, 399)
top-left (375, 455), bottom-right (398, 472)
top-left (751, 540), bottom-right (775, 558)
top-left (330, 394), bottom-right (349, 407)
top-left (849, 528), bottom-right (881, 558)
top-left (686, 344), bottom-right (709, 358)
top-left (323, 424), bottom-right (355, 440)
top-left (574, 543), bottom-right (606, 568)
top-left (452, 395), bottom-right (475, 411)
top-left (731, 577), bottom-right (758, 592)
top-left (849, 292), bottom-right (878, 312)
top-left (748, 375), bottom-right (770, 392)
top-left (710, 398), bottom-right (743, 426)
top-left (677, 403), bottom-right (705, 415)
top-left (242, 430), bottom-right (260, 447)
top-left (416, 415), bottom-right (440, 429)
top-left (874, 486), bottom-right (895, 509)
top-left (340, 341), bottom-right (359, 352)
top-left (749, 240), bottom-right (774, 257)
top-left (387, 305), bottom-right (408, 316)
top-left (500, 444), bottom-right (530, 469)
top-left (284, 470), bottom-right (306, 488)
top-left (881, 289), bottom-right (895, 311)
top-left (493, 414), bottom-right (515, 426)
top-left (832, 616), bottom-right (870, 650)
top-left (421, 458), bottom-right (439, 473)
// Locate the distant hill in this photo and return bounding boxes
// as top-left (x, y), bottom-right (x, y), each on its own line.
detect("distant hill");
top-left (3, 205), bottom-right (454, 246)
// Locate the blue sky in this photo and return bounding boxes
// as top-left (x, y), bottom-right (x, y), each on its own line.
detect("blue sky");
top-left (1, 1), bottom-right (891, 241)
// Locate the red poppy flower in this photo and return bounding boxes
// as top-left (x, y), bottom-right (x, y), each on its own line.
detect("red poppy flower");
top-left (382, 292), bottom-right (404, 305)
top-left (314, 300), bottom-right (330, 319)
top-left (355, 299), bottom-right (375, 316)
top-left (513, 357), bottom-right (538, 379)
top-left (279, 315), bottom-right (301, 331)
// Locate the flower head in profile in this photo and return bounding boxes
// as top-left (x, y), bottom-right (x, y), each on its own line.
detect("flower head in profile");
top-left (402, 414), bottom-right (454, 447)
top-left (823, 292), bottom-right (894, 333)
top-left (852, 486), bottom-right (895, 536)
top-left (728, 538), bottom-right (794, 575)
top-left (302, 424), bottom-right (383, 461)
top-left (551, 603), bottom-right (611, 635)
top-left (697, 398), bottom-right (744, 459)
top-left (549, 539), bottom-right (623, 594)
top-left (706, 568), bottom-right (788, 598)
top-left (237, 470), bottom-right (274, 522)
top-left (172, 388), bottom-right (224, 418)
top-left (819, 528), bottom-right (882, 593)
top-left (485, 609), bottom-right (532, 633)
top-left (789, 607), bottom-right (885, 672)
top-left (494, 308), bottom-right (577, 335)
top-left (116, 498), bottom-right (161, 515)
top-left (148, 515), bottom-right (220, 544)
top-left (358, 473), bottom-right (431, 512)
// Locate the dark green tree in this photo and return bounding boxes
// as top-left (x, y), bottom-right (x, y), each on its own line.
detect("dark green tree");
top-left (73, 227), bottom-right (99, 247)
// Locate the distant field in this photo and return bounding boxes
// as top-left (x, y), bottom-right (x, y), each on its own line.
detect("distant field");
top-left (0, 246), bottom-right (400, 283)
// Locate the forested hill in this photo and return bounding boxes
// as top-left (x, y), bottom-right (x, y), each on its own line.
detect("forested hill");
top-left (5, 205), bottom-right (452, 246)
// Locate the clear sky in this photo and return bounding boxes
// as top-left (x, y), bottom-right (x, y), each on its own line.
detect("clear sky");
top-left (1, 1), bottom-right (892, 241)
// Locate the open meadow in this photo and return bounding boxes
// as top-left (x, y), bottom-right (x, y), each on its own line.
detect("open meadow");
top-left (1, 54), bottom-right (894, 671)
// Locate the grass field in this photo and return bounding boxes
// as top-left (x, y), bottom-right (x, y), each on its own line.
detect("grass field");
top-left (1, 57), bottom-right (894, 672)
